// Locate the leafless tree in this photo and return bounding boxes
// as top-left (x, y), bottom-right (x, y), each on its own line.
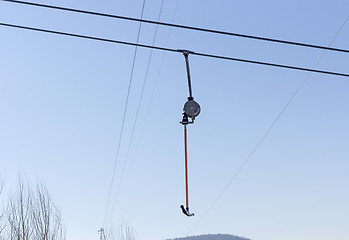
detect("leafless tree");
top-left (103, 223), bottom-right (136, 240)
top-left (102, 227), bottom-right (115, 240)
top-left (117, 224), bottom-right (136, 240)
top-left (6, 179), bottom-right (33, 240)
top-left (0, 176), bottom-right (65, 240)
top-left (31, 182), bottom-right (65, 240)
top-left (0, 176), bottom-right (5, 238)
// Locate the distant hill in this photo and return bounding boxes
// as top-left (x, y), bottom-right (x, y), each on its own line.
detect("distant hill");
top-left (167, 234), bottom-right (250, 240)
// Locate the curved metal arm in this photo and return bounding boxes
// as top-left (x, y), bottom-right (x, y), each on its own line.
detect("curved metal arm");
top-left (179, 50), bottom-right (195, 100)
top-left (184, 52), bottom-right (193, 100)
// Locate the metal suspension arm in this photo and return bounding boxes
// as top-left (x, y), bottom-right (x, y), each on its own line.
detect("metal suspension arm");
top-left (179, 50), bottom-right (195, 100)
top-left (184, 52), bottom-right (193, 100)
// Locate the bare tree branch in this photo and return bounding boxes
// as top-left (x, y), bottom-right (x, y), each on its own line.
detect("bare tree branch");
top-left (1, 175), bottom-right (65, 240)
top-left (0, 176), bottom-right (5, 239)
top-left (31, 182), bottom-right (65, 240)
top-left (104, 223), bottom-right (136, 240)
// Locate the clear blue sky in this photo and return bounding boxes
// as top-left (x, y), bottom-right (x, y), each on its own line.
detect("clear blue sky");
top-left (1, 1), bottom-right (349, 240)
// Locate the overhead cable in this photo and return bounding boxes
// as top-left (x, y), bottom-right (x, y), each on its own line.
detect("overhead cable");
top-left (107, 0), bottom-right (164, 224)
top-left (122, 0), bottom-right (180, 196)
top-left (102, 0), bottom-right (147, 227)
top-left (2, 0), bottom-right (349, 54)
top-left (1, 22), bottom-right (349, 78)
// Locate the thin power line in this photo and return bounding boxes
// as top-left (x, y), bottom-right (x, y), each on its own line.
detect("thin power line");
top-left (122, 0), bottom-right (180, 195)
top-left (102, 0), bottom-right (146, 227)
top-left (187, 15), bottom-right (349, 235)
top-left (1, 22), bottom-right (349, 78)
top-left (2, 0), bottom-right (349, 54)
top-left (107, 0), bottom-right (165, 221)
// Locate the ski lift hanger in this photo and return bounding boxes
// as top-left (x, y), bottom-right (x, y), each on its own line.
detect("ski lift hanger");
top-left (178, 50), bottom-right (200, 217)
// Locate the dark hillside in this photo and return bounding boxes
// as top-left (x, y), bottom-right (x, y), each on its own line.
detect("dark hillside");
top-left (168, 234), bottom-right (250, 240)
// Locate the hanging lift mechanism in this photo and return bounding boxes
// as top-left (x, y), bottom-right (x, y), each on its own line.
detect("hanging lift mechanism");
top-left (179, 50), bottom-right (200, 217)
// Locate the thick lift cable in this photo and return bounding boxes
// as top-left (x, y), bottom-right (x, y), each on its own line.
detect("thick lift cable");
top-left (2, 0), bottom-right (349, 54)
top-left (1, 22), bottom-right (349, 79)
top-left (179, 51), bottom-right (201, 217)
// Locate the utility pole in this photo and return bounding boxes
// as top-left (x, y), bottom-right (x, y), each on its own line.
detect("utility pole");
top-left (98, 228), bottom-right (106, 240)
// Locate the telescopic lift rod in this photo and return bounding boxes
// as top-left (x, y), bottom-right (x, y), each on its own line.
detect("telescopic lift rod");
top-left (179, 50), bottom-right (201, 217)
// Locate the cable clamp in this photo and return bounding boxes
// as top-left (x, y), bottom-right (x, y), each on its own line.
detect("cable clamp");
top-left (177, 49), bottom-right (195, 56)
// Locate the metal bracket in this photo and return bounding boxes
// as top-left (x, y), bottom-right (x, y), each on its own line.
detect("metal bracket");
top-left (180, 113), bottom-right (194, 125)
